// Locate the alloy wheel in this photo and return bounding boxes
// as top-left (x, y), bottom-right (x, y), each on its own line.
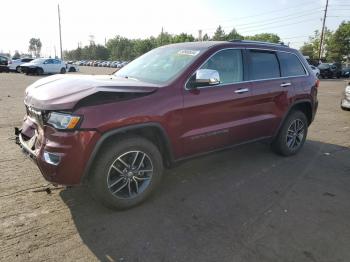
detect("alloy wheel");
top-left (107, 151), bottom-right (153, 199)
top-left (286, 119), bottom-right (305, 150)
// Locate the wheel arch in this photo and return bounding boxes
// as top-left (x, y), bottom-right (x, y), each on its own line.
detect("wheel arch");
top-left (81, 123), bottom-right (174, 183)
top-left (273, 100), bottom-right (313, 139)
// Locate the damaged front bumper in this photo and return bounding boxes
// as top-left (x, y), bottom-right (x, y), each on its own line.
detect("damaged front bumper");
top-left (15, 117), bottom-right (101, 185)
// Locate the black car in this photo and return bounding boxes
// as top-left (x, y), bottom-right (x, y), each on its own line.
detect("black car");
top-left (318, 63), bottom-right (342, 79)
top-left (0, 55), bottom-right (9, 73)
top-left (342, 67), bottom-right (350, 78)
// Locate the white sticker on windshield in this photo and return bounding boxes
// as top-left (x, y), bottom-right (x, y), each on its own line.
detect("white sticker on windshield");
top-left (177, 50), bottom-right (200, 56)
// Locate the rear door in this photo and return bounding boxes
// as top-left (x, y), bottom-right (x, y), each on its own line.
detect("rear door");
top-left (182, 48), bottom-right (257, 156)
top-left (245, 49), bottom-right (299, 139)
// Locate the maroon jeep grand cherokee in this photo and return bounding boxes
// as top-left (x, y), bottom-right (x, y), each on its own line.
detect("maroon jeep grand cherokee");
top-left (16, 40), bottom-right (318, 209)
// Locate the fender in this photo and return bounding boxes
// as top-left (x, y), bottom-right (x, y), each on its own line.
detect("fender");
top-left (273, 99), bottom-right (313, 139)
top-left (81, 122), bottom-right (174, 183)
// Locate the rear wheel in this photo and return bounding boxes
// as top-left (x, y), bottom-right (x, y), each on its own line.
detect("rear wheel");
top-left (16, 66), bottom-right (21, 73)
top-left (272, 110), bottom-right (308, 156)
top-left (88, 136), bottom-right (163, 209)
top-left (60, 67), bottom-right (66, 74)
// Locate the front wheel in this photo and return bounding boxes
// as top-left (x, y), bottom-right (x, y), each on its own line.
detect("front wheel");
top-left (271, 111), bottom-right (308, 156)
top-left (88, 136), bottom-right (163, 209)
top-left (60, 67), bottom-right (66, 74)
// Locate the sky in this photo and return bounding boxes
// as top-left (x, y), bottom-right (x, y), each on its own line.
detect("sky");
top-left (0, 0), bottom-right (349, 57)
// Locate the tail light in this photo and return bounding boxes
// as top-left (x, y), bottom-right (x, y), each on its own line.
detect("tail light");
top-left (315, 79), bottom-right (320, 88)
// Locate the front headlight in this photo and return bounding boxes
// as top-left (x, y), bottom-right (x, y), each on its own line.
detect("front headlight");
top-left (47, 112), bottom-right (81, 129)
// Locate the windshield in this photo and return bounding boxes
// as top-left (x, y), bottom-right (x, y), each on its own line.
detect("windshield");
top-left (114, 46), bottom-right (202, 84)
top-left (318, 63), bottom-right (330, 69)
top-left (30, 59), bottom-right (45, 64)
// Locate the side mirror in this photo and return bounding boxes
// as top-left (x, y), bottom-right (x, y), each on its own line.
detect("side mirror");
top-left (188, 69), bottom-right (220, 89)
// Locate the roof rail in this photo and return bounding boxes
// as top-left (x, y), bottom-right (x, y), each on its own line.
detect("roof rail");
top-left (229, 39), bottom-right (288, 47)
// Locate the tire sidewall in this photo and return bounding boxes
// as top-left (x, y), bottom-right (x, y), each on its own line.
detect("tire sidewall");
top-left (89, 136), bottom-right (163, 209)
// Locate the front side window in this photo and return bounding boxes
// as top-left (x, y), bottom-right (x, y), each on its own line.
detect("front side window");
top-left (248, 50), bottom-right (280, 80)
top-left (278, 52), bottom-right (306, 77)
top-left (200, 49), bottom-right (243, 84)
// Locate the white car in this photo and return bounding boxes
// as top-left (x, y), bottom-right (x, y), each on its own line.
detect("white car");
top-left (20, 58), bottom-right (67, 75)
top-left (310, 65), bottom-right (320, 78)
top-left (341, 82), bottom-right (350, 110)
top-left (8, 58), bottom-right (33, 72)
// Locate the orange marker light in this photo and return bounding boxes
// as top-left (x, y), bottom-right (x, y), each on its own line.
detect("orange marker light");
top-left (67, 116), bottom-right (80, 129)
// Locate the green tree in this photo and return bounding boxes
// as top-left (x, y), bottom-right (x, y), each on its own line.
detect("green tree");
top-left (212, 26), bottom-right (226, 41)
top-left (299, 29), bottom-right (332, 60)
top-left (245, 33), bottom-right (280, 43)
top-left (28, 38), bottom-right (42, 57)
top-left (326, 21), bottom-right (350, 63)
top-left (203, 33), bottom-right (210, 41)
top-left (12, 51), bottom-right (20, 59)
top-left (225, 28), bottom-right (244, 40)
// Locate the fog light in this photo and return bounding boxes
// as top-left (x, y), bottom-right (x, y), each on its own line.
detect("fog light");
top-left (43, 152), bottom-right (61, 165)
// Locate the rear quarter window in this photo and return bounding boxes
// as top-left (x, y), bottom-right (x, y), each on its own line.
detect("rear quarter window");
top-left (248, 50), bottom-right (280, 80)
top-left (278, 52), bottom-right (306, 77)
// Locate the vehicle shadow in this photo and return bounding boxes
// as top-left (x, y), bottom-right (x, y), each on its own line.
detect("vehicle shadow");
top-left (60, 140), bottom-right (350, 262)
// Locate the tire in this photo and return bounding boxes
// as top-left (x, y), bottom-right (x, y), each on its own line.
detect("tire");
top-left (60, 68), bottom-right (66, 74)
top-left (16, 66), bottom-right (21, 73)
top-left (88, 135), bottom-right (163, 209)
top-left (271, 110), bottom-right (308, 156)
top-left (36, 68), bottom-right (43, 75)
top-left (68, 67), bottom-right (76, 72)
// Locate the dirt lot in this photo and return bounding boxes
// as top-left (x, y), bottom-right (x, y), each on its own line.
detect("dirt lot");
top-left (1, 68), bottom-right (350, 262)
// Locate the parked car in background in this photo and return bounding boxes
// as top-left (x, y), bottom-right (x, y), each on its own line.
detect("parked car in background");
top-left (310, 65), bottom-right (320, 78)
top-left (318, 63), bottom-right (342, 79)
top-left (66, 61), bottom-right (79, 72)
top-left (341, 82), bottom-right (350, 110)
top-left (8, 58), bottom-right (33, 72)
top-left (20, 58), bottom-right (67, 75)
top-left (0, 55), bottom-right (10, 73)
top-left (16, 40), bottom-right (318, 209)
top-left (341, 67), bottom-right (350, 78)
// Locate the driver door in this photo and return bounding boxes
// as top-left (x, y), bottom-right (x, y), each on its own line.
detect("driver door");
top-left (181, 49), bottom-right (255, 156)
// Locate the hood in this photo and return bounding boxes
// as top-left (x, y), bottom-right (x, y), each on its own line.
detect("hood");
top-left (24, 74), bottom-right (160, 110)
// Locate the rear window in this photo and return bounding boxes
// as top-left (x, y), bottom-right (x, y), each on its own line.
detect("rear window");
top-left (278, 52), bottom-right (306, 77)
top-left (248, 50), bottom-right (280, 80)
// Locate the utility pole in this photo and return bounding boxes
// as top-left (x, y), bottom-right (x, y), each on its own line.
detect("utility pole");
top-left (318, 0), bottom-right (329, 62)
top-left (58, 4), bottom-right (63, 60)
top-left (160, 27), bottom-right (164, 45)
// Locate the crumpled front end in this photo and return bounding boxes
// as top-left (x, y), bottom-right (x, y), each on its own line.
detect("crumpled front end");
top-left (15, 106), bottom-right (100, 185)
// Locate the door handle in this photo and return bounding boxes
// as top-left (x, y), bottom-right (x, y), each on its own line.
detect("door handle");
top-left (234, 88), bottom-right (249, 94)
top-left (280, 82), bottom-right (291, 87)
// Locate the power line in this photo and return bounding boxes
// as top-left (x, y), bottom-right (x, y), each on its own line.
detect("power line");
top-left (212, 0), bottom-right (320, 23)
top-left (204, 17), bottom-right (321, 35)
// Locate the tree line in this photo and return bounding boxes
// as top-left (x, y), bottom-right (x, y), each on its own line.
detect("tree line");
top-left (300, 21), bottom-right (350, 63)
top-left (63, 26), bottom-right (281, 61)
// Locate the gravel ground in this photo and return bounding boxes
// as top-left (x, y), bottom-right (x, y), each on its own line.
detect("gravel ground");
top-left (0, 68), bottom-right (349, 262)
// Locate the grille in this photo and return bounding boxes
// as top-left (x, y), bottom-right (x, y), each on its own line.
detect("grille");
top-left (26, 105), bottom-right (44, 126)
